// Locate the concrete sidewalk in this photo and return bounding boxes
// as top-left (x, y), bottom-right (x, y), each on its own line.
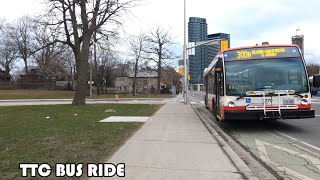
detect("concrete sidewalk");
top-left (0, 98), bottom-right (170, 106)
top-left (95, 96), bottom-right (254, 180)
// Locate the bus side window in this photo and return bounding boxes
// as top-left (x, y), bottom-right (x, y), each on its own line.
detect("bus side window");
top-left (216, 58), bottom-right (224, 95)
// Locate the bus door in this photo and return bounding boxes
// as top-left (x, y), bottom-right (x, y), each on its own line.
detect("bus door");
top-left (204, 76), bottom-right (209, 109)
top-left (214, 59), bottom-right (223, 119)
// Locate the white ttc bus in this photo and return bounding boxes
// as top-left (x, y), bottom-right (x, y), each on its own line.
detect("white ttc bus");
top-left (203, 45), bottom-right (316, 121)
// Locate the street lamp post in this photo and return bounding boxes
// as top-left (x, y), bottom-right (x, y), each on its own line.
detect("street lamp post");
top-left (183, 0), bottom-right (225, 104)
top-left (183, 0), bottom-right (187, 105)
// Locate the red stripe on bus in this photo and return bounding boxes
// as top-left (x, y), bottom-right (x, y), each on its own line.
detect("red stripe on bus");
top-left (223, 106), bottom-right (246, 111)
top-left (298, 104), bottom-right (312, 109)
top-left (220, 106), bottom-right (225, 121)
top-left (223, 104), bottom-right (312, 111)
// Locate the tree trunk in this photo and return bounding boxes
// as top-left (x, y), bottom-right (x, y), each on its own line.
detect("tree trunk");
top-left (72, 45), bottom-right (90, 105)
top-left (94, 54), bottom-right (100, 95)
top-left (24, 59), bottom-right (28, 76)
top-left (157, 60), bottom-right (161, 94)
top-left (5, 64), bottom-right (10, 82)
top-left (93, 35), bottom-right (100, 96)
top-left (132, 60), bottom-right (138, 96)
top-left (69, 66), bottom-right (74, 90)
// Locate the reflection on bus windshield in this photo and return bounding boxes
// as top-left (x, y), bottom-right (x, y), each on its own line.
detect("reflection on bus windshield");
top-left (225, 58), bottom-right (308, 95)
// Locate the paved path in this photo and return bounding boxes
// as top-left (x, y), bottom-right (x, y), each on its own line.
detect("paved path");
top-left (93, 97), bottom-right (245, 180)
top-left (0, 98), bottom-right (173, 106)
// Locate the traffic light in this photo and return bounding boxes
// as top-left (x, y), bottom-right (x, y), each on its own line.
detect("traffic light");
top-left (188, 75), bottom-right (191, 80)
top-left (179, 66), bottom-right (183, 75)
top-left (221, 40), bottom-right (229, 51)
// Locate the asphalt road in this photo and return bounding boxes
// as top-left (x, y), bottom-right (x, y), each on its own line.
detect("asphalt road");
top-left (190, 91), bottom-right (320, 148)
top-left (189, 91), bottom-right (320, 180)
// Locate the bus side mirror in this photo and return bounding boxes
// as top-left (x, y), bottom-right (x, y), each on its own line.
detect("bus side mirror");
top-left (313, 75), bottom-right (320, 87)
top-left (215, 57), bottom-right (223, 72)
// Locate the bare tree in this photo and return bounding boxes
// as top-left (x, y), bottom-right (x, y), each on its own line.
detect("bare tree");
top-left (0, 22), bottom-right (18, 81)
top-left (146, 26), bottom-right (177, 93)
top-left (33, 23), bottom-right (69, 80)
top-left (99, 48), bottom-right (119, 93)
top-left (10, 16), bottom-right (36, 76)
top-left (162, 66), bottom-right (179, 85)
top-left (306, 63), bottom-right (320, 77)
top-left (128, 32), bottom-right (148, 96)
top-left (64, 47), bottom-right (76, 90)
top-left (0, 19), bottom-right (4, 30)
top-left (44, 0), bottom-right (137, 105)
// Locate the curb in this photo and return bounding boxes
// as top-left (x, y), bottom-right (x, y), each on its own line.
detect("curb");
top-left (191, 104), bottom-right (279, 180)
top-left (190, 105), bottom-right (258, 180)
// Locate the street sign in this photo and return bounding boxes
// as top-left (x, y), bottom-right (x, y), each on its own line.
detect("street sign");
top-left (88, 81), bottom-right (94, 85)
top-left (220, 40), bottom-right (229, 51)
top-left (188, 42), bottom-right (195, 55)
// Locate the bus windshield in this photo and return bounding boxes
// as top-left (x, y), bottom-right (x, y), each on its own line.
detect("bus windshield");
top-left (225, 57), bottom-right (309, 95)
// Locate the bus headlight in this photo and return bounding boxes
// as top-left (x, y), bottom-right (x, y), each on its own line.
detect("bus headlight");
top-left (301, 99), bottom-right (308, 106)
top-left (228, 101), bottom-right (235, 108)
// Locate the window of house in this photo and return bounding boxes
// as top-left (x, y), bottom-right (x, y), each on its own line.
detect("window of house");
top-left (143, 80), bottom-right (148, 86)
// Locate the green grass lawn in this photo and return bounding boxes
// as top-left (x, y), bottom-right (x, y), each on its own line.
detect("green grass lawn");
top-left (0, 90), bottom-right (175, 99)
top-left (0, 104), bottom-right (162, 179)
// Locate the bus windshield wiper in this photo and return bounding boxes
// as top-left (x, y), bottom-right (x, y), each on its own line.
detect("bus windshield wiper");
top-left (236, 94), bottom-right (247, 100)
top-left (254, 87), bottom-right (273, 91)
top-left (294, 92), bottom-right (304, 98)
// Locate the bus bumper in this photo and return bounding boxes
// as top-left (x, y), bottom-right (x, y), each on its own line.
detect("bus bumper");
top-left (224, 109), bottom-right (315, 120)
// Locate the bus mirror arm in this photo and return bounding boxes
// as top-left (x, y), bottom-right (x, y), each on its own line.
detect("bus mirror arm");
top-left (313, 75), bottom-right (320, 88)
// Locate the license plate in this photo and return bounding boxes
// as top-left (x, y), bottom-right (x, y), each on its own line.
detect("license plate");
top-left (283, 99), bottom-right (294, 105)
top-left (262, 99), bottom-right (272, 104)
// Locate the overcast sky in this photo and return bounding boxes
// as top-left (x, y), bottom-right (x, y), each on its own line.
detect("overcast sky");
top-left (1, 0), bottom-right (319, 64)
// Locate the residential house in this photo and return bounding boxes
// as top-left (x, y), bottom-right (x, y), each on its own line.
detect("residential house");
top-left (18, 66), bottom-right (70, 90)
top-left (18, 66), bottom-right (44, 82)
top-left (0, 70), bottom-right (11, 82)
top-left (115, 70), bottom-right (158, 94)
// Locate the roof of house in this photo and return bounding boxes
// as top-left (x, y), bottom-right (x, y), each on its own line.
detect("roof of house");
top-left (128, 70), bottom-right (158, 78)
top-left (18, 66), bottom-right (40, 76)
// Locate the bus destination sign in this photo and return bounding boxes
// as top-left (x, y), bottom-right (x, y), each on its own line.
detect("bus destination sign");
top-left (224, 46), bottom-right (300, 61)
